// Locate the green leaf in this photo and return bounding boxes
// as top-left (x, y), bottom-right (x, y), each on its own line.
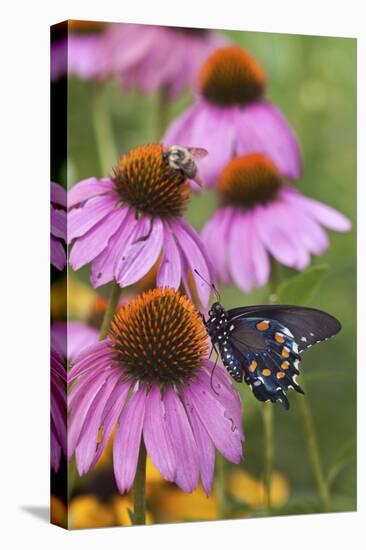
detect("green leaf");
top-left (277, 264), bottom-right (329, 305)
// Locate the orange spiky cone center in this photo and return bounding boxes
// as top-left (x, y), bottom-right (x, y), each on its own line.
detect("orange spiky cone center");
top-left (109, 288), bottom-right (208, 388)
top-left (198, 46), bottom-right (267, 107)
top-left (218, 154), bottom-right (281, 208)
top-left (114, 144), bottom-right (190, 219)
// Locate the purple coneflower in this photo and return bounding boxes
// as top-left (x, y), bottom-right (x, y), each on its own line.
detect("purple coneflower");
top-left (68, 288), bottom-right (244, 494)
top-left (51, 350), bottom-right (67, 472)
top-left (201, 153), bottom-right (351, 293)
top-left (51, 182), bottom-right (67, 271)
top-left (101, 23), bottom-right (226, 99)
top-left (164, 45), bottom-right (302, 187)
top-left (68, 144), bottom-right (213, 307)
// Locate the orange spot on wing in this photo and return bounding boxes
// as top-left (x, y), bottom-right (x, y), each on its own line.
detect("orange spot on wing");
top-left (256, 320), bottom-right (270, 331)
top-left (262, 368), bottom-right (271, 376)
top-left (249, 360), bottom-right (257, 372)
top-left (275, 332), bottom-right (285, 344)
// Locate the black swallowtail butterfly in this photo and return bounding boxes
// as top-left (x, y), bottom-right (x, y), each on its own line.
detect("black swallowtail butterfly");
top-left (195, 272), bottom-right (342, 409)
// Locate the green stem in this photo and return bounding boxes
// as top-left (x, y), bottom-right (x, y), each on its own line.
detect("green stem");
top-left (156, 85), bottom-right (169, 140)
top-left (297, 391), bottom-right (330, 512)
top-left (262, 404), bottom-right (273, 514)
top-left (133, 439), bottom-right (147, 525)
top-left (216, 452), bottom-right (228, 519)
top-left (91, 84), bottom-right (119, 175)
top-left (261, 264), bottom-right (279, 514)
top-left (99, 281), bottom-right (122, 340)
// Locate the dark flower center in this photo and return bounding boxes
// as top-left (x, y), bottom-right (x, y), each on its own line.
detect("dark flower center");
top-left (109, 288), bottom-right (208, 388)
top-left (199, 46), bottom-right (267, 107)
top-left (114, 144), bottom-right (190, 219)
top-left (68, 20), bottom-right (107, 34)
top-left (218, 154), bottom-right (281, 209)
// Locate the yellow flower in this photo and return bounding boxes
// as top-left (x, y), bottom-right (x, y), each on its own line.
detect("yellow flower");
top-left (154, 486), bottom-right (219, 523)
top-left (50, 495), bottom-right (67, 528)
top-left (51, 276), bottom-right (98, 320)
top-left (68, 495), bottom-right (115, 529)
top-left (228, 469), bottom-right (289, 509)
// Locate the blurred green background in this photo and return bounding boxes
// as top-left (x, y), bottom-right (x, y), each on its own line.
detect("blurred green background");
top-left (65, 29), bottom-right (356, 519)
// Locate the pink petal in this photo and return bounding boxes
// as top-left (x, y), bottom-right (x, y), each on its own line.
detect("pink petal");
top-left (68, 195), bottom-right (118, 244)
top-left (68, 369), bottom-right (111, 459)
top-left (282, 188), bottom-right (351, 232)
top-left (68, 340), bottom-right (114, 381)
top-left (254, 203), bottom-right (310, 270)
top-left (185, 377), bottom-right (243, 464)
top-left (183, 387), bottom-right (215, 494)
top-left (113, 387), bottom-right (146, 494)
top-left (164, 388), bottom-right (199, 492)
top-left (51, 208), bottom-right (66, 239)
top-left (237, 101), bottom-right (302, 180)
top-left (143, 386), bottom-right (176, 482)
top-left (91, 379), bottom-right (132, 468)
top-left (69, 207), bottom-right (124, 270)
top-left (171, 220), bottom-right (211, 307)
top-left (201, 208), bottom-right (233, 284)
top-left (51, 236), bottom-right (66, 271)
top-left (75, 371), bottom-right (121, 475)
top-left (115, 216), bottom-right (163, 287)
top-left (51, 182), bottom-right (67, 207)
top-left (228, 211), bottom-right (256, 293)
top-left (68, 177), bottom-right (114, 208)
top-left (157, 223), bottom-right (182, 289)
top-left (90, 207), bottom-right (133, 288)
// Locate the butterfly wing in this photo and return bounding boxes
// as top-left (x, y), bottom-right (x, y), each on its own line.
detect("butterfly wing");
top-left (227, 305), bottom-right (341, 352)
top-left (221, 306), bottom-right (340, 408)
top-left (228, 317), bottom-right (303, 409)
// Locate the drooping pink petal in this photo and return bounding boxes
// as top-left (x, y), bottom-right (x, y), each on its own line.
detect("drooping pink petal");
top-left (68, 195), bottom-right (119, 244)
top-left (163, 388), bottom-right (199, 492)
top-left (51, 236), bottom-right (66, 271)
top-left (237, 101), bottom-right (302, 180)
top-left (68, 369), bottom-right (111, 459)
top-left (75, 371), bottom-right (121, 475)
top-left (113, 387), bottom-right (146, 494)
top-left (68, 340), bottom-right (114, 381)
top-left (253, 202), bottom-right (310, 270)
top-left (183, 386), bottom-right (215, 494)
top-left (90, 379), bottom-right (132, 468)
top-left (114, 216), bottom-right (163, 287)
top-left (246, 210), bottom-right (271, 287)
top-left (157, 223), bottom-right (182, 290)
top-left (90, 207), bottom-right (133, 288)
top-left (69, 206), bottom-right (124, 270)
top-left (68, 177), bottom-right (114, 208)
top-left (51, 181), bottom-right (67, 207)
top-left (185, 377), bottom-right (243, 464)
top-left (51, 207), bottom-right (66, 239)
top-left (228, 210), bottom-right (256, 293)
top-left (171, 220), bottom-right (211, 307)
top-left (143, 386), bottom-right (176, 482)
top-left (200, 362), bottom-right (244, 441)
top-left (282, 187), bottom-right (351, 232)
top-left (201, 208), bottom-right (233, 284)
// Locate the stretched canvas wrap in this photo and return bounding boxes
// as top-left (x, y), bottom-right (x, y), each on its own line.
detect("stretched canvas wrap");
top-left (50, 20), bottom-right (356, 529)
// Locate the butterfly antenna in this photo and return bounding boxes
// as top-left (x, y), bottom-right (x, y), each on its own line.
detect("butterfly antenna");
top-left (194, 269), bottom-right (220, 302)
